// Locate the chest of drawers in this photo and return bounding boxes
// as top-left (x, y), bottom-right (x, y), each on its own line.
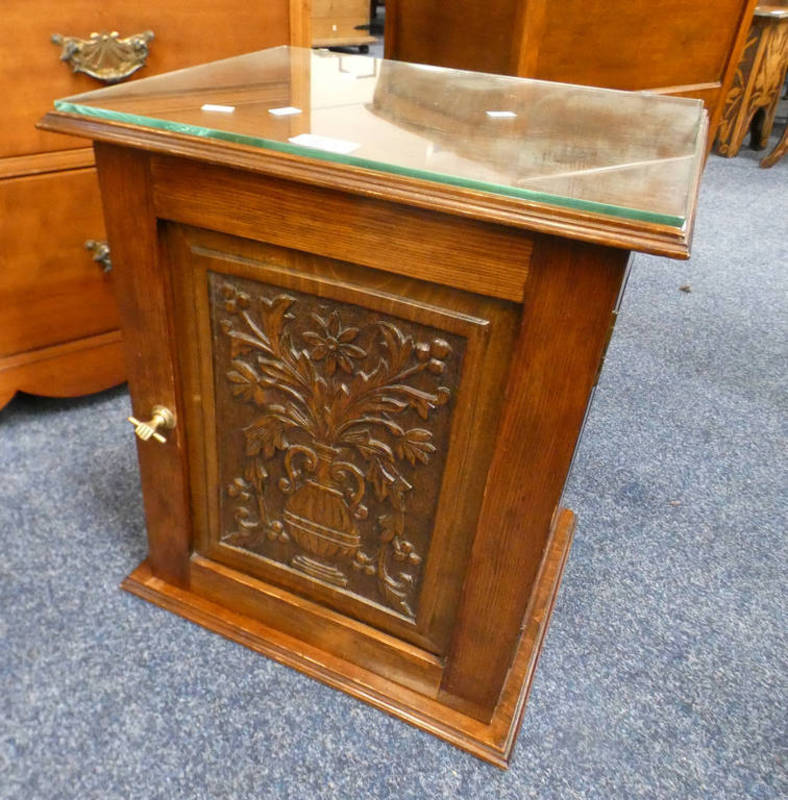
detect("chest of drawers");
top-left (0, 1), bottom-right (306, 409)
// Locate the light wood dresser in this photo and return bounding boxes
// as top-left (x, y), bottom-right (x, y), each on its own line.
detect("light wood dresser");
top-left (0, 1), bottom-right (308, 410)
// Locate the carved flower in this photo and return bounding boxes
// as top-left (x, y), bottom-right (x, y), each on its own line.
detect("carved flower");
top-left (303, 311), bottom-right (365, 375)
top-left (221, 283), bottom-right (250, 314)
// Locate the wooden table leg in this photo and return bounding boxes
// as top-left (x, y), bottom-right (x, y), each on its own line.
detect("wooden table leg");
top-left (760, 122), bottom-right (788, 166)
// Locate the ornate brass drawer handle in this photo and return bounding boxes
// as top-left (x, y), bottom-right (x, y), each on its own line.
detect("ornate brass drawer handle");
top-left (51, 30), bottom-right (154, 84)
top-left (127, 405), bottom-right (175, 444)
top-left (84, 239), bottom-right (112, 272)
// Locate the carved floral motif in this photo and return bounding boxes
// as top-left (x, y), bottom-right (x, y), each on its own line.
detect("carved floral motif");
top-left (215, 279), bottom-right (459, 619)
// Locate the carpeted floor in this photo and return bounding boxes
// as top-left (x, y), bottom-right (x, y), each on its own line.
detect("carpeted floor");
top-left (1, 139), bottom-right (786, 799)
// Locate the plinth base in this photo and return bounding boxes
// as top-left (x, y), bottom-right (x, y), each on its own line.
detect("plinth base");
top-left (121, 508), bottom-right (576, 767)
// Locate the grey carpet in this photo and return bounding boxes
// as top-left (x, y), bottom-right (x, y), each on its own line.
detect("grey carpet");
top-left (1, 141), bottom-right (786, 800)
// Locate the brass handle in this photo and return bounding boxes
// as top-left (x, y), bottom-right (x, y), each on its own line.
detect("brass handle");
top-left (51, 30), bottom-right (154, 84)
top-left (127, 405), bottom-right (175, 444)
top-left (85, 239), bottom-right (112, 272)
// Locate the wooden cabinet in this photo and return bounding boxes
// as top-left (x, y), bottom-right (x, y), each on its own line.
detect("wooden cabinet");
top-left (384, 0), bottom-right (759, 149)
top-left (0, 0), bottom-right (307, 410)
top-left (39, 47), bottom-right (706, 767)
top-left (312, 0), bottom-right (376, 49)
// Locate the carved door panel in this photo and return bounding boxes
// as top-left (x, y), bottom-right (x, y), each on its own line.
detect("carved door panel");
top-left (167, 223), bottom-right (520, 655)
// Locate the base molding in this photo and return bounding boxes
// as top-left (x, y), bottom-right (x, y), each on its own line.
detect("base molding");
top-left (0, 330), bottom-right (125, 411)
top-left (122, 507), bottom-right (576, 767)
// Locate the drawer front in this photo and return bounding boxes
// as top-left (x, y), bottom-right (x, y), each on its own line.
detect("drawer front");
top-left (312, 19), bottom-right (370, 42)
top-left (4, 0), bottom-right (293, 160)
top-left (312, 0), bottom-right (371, 40)
top-left (0, 168), bottom-right (119, 357)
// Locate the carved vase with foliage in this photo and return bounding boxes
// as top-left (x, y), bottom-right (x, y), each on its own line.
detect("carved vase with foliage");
top-left (218, 281), bottom-right (455, 618)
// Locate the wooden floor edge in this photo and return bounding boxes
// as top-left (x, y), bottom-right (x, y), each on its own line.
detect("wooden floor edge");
top-left (120, 507), bottom-right (577, 768)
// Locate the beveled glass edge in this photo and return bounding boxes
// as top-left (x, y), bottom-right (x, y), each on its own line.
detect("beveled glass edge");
top-left (53, 99), bottom-right (688, 228)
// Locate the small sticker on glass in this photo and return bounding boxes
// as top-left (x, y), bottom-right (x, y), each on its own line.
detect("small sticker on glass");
top-left (269, 106), bottom-right (303, 116)
top-left (201, 104), bottom-right (235, 113)
top-left (288, 133), bottom-right (360, 155)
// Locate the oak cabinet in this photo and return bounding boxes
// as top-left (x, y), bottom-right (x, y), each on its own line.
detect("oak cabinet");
top-left (40, 47), bottom-right (706, 766)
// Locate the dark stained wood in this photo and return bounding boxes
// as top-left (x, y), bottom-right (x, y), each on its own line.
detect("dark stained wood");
top-left (152, 156), bottom-right (533, 302)
top-left (190, 555), bottom-right (445, 697)
top-left (164, 223), bottom-right (520, 653)
top-left (440, 236), bottom-right (629, 720)
top-left (93, 144), bottom-right (192, 588)
top-left (384, 0), bottom-right (521, 76)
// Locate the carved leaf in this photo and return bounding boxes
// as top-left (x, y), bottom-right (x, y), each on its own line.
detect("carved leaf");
top-left (257, 356), bottom-right (298, 386)
top-left (396, 428), bottom-right (436, 465)
top-left (244, 457), bottom-right (269, 485)
top-left (244, 415), bottom-right (288, 459)
top-left (259, 294), bottom-right (296, 344)
top-left (378, 513), bottom-right (401, 543)
top-left (360, 396), bottom-right (409, 415)
top-left (379, 322), bottom-right (413, 373)
top-left (366, 457), bottom-right (397, 501)
top-left (226, 360), bottom-right (262, 403)
top-left (344, 428), bottom-right (395, 463)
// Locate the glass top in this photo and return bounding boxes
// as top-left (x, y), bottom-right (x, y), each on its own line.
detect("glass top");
top-left (54, 46), bottom-right (706, 227)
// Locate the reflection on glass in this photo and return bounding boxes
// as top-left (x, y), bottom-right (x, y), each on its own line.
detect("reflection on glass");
top-left (54, 46), bottom-right (705, 225)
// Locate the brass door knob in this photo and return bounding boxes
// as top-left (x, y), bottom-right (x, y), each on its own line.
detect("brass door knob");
top-left (85, 239), bottom-right (112, 272)
top-left (127, 405), bottom-right (175, 443)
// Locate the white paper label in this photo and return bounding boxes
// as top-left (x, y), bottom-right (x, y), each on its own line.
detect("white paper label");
top-left (485, 110), bottom-right (517, 119)
top-left (201, 104), bottom-right (235, 113)
top-left (288, 133), bottom-right (360, 155)
top-left (268, 106), bottom-right (302, 117)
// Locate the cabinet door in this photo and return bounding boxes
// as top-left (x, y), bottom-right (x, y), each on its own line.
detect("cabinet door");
top-left (166, 223), bottom-right (520, 655)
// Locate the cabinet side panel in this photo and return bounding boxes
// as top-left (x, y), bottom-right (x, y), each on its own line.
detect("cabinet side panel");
top-left (94, 143), bottom-right (192, 587)
top-left (441, 236), bottom-right (629, 719)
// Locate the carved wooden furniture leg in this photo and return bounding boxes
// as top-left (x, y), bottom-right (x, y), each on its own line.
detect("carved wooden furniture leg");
top-left (760, 121), bottom-right (788, 165)
top-left (716, 5), bottom-right (788, 157)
